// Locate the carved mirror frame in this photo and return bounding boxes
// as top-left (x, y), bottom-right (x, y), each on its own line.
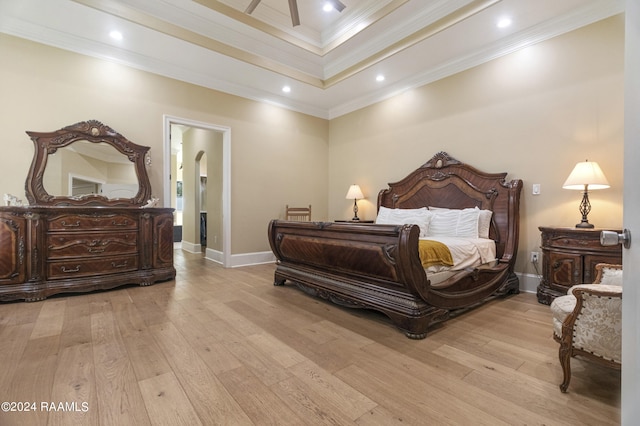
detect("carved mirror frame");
top-left (25, 120), bottom-right (152, 207)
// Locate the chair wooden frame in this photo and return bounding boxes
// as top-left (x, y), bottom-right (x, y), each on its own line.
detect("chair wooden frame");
top-left (285, 205), bottom-right (311, 221)
top-left (554, 263), bottom-right (622, 392)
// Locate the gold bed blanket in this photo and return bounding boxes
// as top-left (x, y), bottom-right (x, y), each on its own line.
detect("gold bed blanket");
top-left (418, 239), bottom-right (454, 268)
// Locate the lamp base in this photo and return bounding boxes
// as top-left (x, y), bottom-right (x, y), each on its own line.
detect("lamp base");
top-left (575, 221), bottom-right (594, 229)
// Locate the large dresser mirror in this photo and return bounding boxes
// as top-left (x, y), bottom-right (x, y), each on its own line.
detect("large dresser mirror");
top-left (25, 120), bottom-right (152, 207)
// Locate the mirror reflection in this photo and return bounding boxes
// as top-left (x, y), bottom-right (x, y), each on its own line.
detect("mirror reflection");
top-left (43, 140), bottom-right (139, 199)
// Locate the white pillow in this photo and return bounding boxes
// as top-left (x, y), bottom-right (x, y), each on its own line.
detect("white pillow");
top-left (478, 209), bottom-right (493, 239)
top-left (429, 206), bottom-right (492, 238)
top-left (427, 207), bottom-right (479, 238)
top-left (376, 206), bottom-right (431, 237)
top-left (599, 267), bottom-right (623, 286)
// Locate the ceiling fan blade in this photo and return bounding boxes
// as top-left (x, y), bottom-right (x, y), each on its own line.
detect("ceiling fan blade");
top-left (288, 0), bottom-right (300, 26)
top-left (245, 0), bottom-right (262, 14)
top-left (333, 0), bottom-right (346, 12)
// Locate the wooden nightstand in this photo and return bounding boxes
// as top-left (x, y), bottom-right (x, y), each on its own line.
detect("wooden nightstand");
top-left (536, 226), bottom-right (622, 305)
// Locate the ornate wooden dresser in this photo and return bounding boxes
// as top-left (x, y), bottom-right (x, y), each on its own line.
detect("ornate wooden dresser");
top-left (0, 120), bottom-right (175, 301)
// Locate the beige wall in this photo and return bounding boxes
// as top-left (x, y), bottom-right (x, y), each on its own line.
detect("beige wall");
top-left (329, 15), bottom-right (624, 276)
top-left (0, 33), bottom-right (329, 255)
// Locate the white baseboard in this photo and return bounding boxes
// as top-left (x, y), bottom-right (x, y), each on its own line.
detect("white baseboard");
top-left (229, 251), bottom-right (276, 268)
top-left (204, 248), bottom-right (223, 264)
top-left (516, 272), bottom-right (541, 294)
top-left (181, 240), bottom-right (201, 253)
top-left (184, 247), bottom-right (275, 268)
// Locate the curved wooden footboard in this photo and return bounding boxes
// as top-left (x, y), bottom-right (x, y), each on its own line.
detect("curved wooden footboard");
top-left (268, 220), bottom-right (448, 338)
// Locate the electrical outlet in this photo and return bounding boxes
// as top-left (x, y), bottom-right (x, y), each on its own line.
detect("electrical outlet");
top-left (530, 251), bottom-right (539, 263)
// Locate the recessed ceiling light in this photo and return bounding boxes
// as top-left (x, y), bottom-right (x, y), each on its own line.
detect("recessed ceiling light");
top-left (109, 30), bottom-right (123, 40)
top-left (282, 85), bottom-right (291, 93)
top-left (323, 3), bottom-right (334, 12)
top-left (376, 75), bottom-right (385, 82)
top-left (497, 17), bottom-right (512, 28)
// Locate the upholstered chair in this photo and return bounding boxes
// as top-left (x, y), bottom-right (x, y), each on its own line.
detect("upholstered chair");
top-left (549, 263), bottom-right (622, 392)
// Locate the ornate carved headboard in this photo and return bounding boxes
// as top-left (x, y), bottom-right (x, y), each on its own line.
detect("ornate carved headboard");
top-left (377, 151), bottom-right (523, 263)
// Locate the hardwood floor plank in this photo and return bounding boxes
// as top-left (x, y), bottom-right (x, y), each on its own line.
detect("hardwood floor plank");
top-left (150, 321), bottom-right (253, 425)
top-left (91, 311), bottom-right (151, 426)
top-left (0, 299), bottom-right (42, 327)
top-left (30, 299), bottom-right (66, 340)
top-left (271, 375), bottom-right (360, 426)
top-left (435, 343), bottom-right (619, 425)
top-left (354, 405), bottom-right (411, 425)
top-left (347, 342), bottom-right (567, 426)
top-left (288, 359), bottom-right (378, 420)
top-left (246, 332), bottom-right (307, 369)
top-left (217, 366), bottom-right (305, 425)
top-left (337, 363), bottom-right (508, 425)
top-left (48, 343), bottom-right (98, 426)
top-left (138, 372), bottom-right (203, 426)
top-left (2, 335), bottom-right (60, 426)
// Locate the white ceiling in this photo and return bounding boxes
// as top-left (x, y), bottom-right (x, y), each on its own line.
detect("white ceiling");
top-left (0, 0), bottom-right (624, 119)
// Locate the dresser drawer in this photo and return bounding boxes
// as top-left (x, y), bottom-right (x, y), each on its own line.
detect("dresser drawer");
top-left (47, 232), bottom-right (138, 259)
top-left (546, 235), bottom-right (602, 251)
top-left (47, 213), bottom-right (138, 231)
top-left (47, 255), bottom-right (139, 280)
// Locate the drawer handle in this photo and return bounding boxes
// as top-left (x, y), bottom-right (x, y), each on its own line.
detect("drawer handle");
top-left (112, 220), bottom-right (129, 226)
top-left (111, 261), bottom-right (128, 269)
top-left (88, 248), bottom-right (105, 253)
top-left (61, 265), bottom-right (81, 273)
top-left (61, 221), bottom-right (80, 227)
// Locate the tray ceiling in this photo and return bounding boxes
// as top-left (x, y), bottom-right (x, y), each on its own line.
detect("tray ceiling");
top-left (0, 0), bottom-right (624, 118)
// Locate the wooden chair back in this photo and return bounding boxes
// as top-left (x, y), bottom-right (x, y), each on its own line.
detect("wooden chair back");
top-left (286, 205), bottom-right (311, 221)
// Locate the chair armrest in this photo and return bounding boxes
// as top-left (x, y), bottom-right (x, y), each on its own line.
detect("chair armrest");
top-left (569, 284), bottom-right (622, 297)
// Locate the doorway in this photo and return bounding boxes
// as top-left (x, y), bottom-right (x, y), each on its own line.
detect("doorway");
top-left (163, 115), bottom-right (231, 267)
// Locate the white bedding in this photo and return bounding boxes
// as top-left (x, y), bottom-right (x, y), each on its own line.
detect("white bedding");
top-left (420, 236), bottom-right (496, 273)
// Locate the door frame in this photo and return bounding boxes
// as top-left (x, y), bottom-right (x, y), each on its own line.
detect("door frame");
top-left (163, 115), bottom-right (231, 267)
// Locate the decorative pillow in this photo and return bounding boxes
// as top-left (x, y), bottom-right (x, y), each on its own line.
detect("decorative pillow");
top-left (477, 209), bottom-right (493, 239)
top-left (427, 207), bottom-right (479, 238)
top-left (599, 267), bottom-right (623, 286)
top-left (376, 206), bottom-right (431, 237)
top-left (429, 206), bottom-right (492, 238)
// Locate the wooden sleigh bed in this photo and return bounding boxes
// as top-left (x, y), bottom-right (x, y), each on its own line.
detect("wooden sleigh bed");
top-left (267, 152), bottom-right (523, 339)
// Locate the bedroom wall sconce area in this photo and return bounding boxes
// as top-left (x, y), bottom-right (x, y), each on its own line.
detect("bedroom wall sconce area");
top-left (345, 184), bottom-right (364, 221)
top-left (562, 160), bottom-right (610, 228)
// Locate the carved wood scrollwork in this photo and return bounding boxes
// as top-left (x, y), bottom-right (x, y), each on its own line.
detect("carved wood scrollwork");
top-left (24, 120), bottom-right (152, 207)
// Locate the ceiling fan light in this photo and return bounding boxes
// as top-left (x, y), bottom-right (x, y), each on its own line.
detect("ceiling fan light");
top-left (331, 0), bottom-right (346, 13)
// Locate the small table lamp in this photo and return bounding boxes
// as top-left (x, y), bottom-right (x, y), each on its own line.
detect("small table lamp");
top-left (562, 160), bottom-right (610, 228)
top-left (345, 184), bottom-right (364, 221)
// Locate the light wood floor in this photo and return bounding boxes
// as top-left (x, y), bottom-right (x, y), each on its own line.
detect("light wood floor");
top-left (0, 249), bottom-right (620, 425)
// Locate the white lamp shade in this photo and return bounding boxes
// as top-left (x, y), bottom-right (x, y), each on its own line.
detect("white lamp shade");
top-left (345, 184), bottom-right (364, 200)
top-left (562, 160), bottom-right (610, 190)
